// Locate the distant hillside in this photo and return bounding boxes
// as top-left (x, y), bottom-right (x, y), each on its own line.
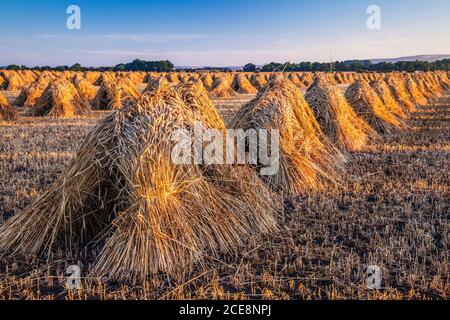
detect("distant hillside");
top-left (371, 55), bottom-right (450, 64)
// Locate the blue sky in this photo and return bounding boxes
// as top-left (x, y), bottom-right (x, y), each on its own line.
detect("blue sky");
top-left (0, 0), bottom-right (449, 67)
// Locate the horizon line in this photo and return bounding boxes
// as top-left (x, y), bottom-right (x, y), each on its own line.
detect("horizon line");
top-left (1, 53), bottom-right (449, 69)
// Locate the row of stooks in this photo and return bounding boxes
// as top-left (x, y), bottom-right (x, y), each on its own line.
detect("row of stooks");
top-left (2, 69), bottom-right (449, 97)
top-left (0, 69), bottom-right (380, 92)
top-left (0, 70), bottom-right (449, 119)
top-left (0, 71), bottom-right (449, 283)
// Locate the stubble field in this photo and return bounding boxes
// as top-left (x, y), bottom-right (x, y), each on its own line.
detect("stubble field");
top-left (0, 91), bottom-right (448, 300)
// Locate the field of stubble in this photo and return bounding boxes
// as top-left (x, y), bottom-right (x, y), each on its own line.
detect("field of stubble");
top-left (0, 92), bottom-right (448, 300)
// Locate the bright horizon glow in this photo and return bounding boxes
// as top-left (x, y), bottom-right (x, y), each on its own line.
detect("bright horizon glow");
top-left (0, 0), bottom-right (449, 67)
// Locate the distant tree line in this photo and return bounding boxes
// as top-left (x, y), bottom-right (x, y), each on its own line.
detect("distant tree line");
top-left (3, 58), bottom-right (449, 73)
top-left (244, 59), bottom-right (450, 72)
top-left (1, 59), bottom-right (175, 72)
top-left (113, 59), bottom-right (174, 72)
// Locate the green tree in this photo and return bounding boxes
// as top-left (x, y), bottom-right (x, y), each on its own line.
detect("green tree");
top-left (71, 63), bottom-right (82, 71)
top-left (114, 59), bottom-right (174, 72)
top-left (6, 64), bottom-right (20, 70)
top-left (54, 65), bottom-right (69, 71)
top-left (243, 63), bottom-right (258, 72)
top-left (261, 62), bottom-right (283, 72)
top-left (114, 63), bottom-right (126, 71)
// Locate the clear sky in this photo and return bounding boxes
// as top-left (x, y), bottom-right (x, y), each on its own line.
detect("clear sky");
top-left (0, 0), bottom-right (449, 67)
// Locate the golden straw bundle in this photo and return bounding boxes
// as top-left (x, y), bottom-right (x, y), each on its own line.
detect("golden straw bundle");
top-left (14, 76), bottom-right (50, 107)
top-left (345, 80), bottom-right (406, 134)
top-left (232, 74), bottom-right (258, 94)
top-left (0, 84), bottom-right (277, 282)
top-left (370, 79), bottom-right (408, 119)
top-left (250, 73), bottom-right (268, 90)
top-left (200, 73), bottom-right (214, 91)
top-left (231, 78), bottom-right (345, 194)
top-left (5, 73), bottom-right (24, 91)
top-left (288, 73), bottom-right (305, 88)
top-left (385, 74), bottom-right (416, 113)
top-left (209, 76), bottom-right (237, 98)
top-left (305, 76), bottom-right (376, 152)
top-left (74, 78), bottom-right (97, 101)
top-left (166, 73), bottom-right (180, 84)
top-left (93, 79), bottom-right (140, 110)
top-left (404, 75), bottom-right (428, 106)
top-left (0, 91), bottom-right (18, 122)
top-left (27, 80), bottom-right (91, 117)
top-left (143, 75), bottom-right (173, 94)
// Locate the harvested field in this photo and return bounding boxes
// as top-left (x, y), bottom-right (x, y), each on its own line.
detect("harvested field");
top-left (213, 94), bottom-right (255, 124)
top-left (1, 0), bottom-right (449, 304)
top-left (0, 86), bottom-right (448, 300)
